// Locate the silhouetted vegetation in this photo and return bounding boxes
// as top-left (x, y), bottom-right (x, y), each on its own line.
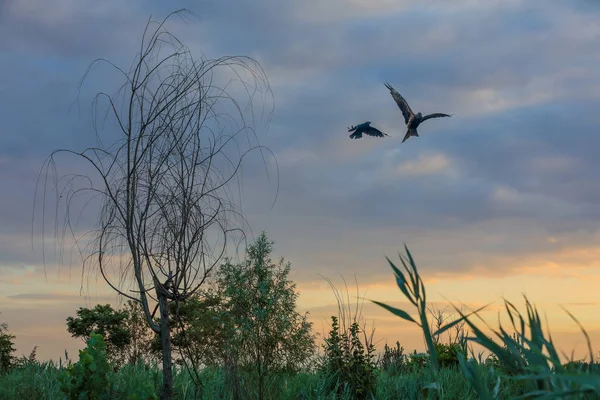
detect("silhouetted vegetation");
top-left (3, 245), bottom-right (600, 398)
top-left (66, 304), bottom-right (132, 368)
top-left (0, 314), bottom-right (17, 374)
top-left (319, 316), bottom-right (377, 399)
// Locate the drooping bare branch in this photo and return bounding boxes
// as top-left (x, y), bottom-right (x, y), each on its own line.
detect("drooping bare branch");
top-left (34, 9), bottom-right (278, 398)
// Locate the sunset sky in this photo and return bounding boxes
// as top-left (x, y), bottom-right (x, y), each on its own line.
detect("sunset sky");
top-left (2, 0), bottom-right (600, 363)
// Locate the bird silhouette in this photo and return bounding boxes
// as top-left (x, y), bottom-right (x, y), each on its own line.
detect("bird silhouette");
top-left (347, 121), bottom-right (388, 139)
top-left (384, 82), bottom-right (452, 143)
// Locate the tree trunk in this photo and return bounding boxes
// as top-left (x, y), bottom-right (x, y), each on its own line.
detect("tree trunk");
top-left (158, 291), bottom-right (173, 400)
top-left (225, 349), bottom-right (240, 400)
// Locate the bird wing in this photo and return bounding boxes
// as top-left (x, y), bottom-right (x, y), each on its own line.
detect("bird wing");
top-left (421, 113), bottom-right (452, 122)
top-left (349, 130), bottom-right (363, 139)
top-left (364, 126), bottom-right (388, 138)
top-left (384, 82), bottom-right (413, 124)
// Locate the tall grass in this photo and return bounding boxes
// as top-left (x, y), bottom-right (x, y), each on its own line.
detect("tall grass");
top-left (0, 360), bottom-right (496, 399)
top-left (0, 360), bottom-right (550, 399)
top-left (370, 245), bottom-right (600, 399)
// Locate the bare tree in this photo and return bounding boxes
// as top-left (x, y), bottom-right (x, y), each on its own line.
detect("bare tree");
top-left (34, 9), bottom-right (276, 399)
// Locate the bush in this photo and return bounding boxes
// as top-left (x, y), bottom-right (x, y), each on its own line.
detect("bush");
top-left (435, 342), bottom-right (464, 369)
top-left (320, 316), bottom-right (377, 399)
top-left (66, 304), bottom-right (132, 368)
top-left (380, 341), bottom-right (407, 375)
top-left (215, 232), bottom-right (316, 399)
top-left (59, 332), bottom-right (112, 400)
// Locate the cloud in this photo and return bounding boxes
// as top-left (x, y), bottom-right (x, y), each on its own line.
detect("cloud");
top-left (3, 0), bottom-right (600, 361)
top-left (7, 293), bottom-right (89, 302)
top-left (1, 0), bottom-right (146, 58)
top-left (394, 152), bottom-right (454, 177)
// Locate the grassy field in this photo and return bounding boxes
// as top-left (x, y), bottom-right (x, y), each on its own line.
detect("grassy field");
top-left (0, 358), bottom-right (539, 400)
top-left (3, 358), bottom-right (600, 399)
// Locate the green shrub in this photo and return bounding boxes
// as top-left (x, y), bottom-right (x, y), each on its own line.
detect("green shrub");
top-left (320, 316), bottom-right (377, 399)
top-left (406, 350), bottom-right (429, 370)
top-left (435, 342), bottom-right (464, 369)
top-left (66, 304), bottom-right (133, 368)
top-left (59, 332), bottom-right (112, 400)
top-left (380, 341), bottom-right (407, 375)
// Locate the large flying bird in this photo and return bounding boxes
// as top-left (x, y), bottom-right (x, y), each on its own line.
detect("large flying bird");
top-left (348, 121), bottom-right (388, 139)
top-left (384, 82), bottom-right (452, 143)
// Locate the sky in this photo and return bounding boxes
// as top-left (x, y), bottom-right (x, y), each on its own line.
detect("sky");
top-left (2, 0), bottom-right (600, 362)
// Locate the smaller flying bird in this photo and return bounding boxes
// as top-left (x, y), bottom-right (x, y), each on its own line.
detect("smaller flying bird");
top-left (384, 82), bottom-right (452, 143)
top-left (347, 121), bottom-right (388, 139)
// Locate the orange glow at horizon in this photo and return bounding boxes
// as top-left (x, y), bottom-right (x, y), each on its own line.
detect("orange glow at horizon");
top-left (3, 251), bottom-right (600, 364)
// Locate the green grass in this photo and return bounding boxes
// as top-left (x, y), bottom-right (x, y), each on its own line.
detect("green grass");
top-left (0, 361), bottom-right (504, 399)
top-left (3, 359), bottom-right (599, 399)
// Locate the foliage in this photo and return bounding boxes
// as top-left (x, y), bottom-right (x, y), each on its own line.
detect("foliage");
top-left (165, 288), bottom-right (230, 368)
top-left (66, 304), bottom-right (131, 367)
top-left (6, 241), bottom-right (600, 399)
top-left (120, 300), bottom-right (159, 366)
top-left (373, 245), bottom-right (600, 399)
top-left (59, 332), bottom-right (113, 399)
top-left (0, 314), bottom-right (17, 374)
top-left (435, 341), bottom-right (465, 369)
top-left (563, 360), bottom-right (600, 375)
top-left (370, 248), bottom-right (442, 373)
top-left (13, 345), bottom-right (39, 370)
top-left (58, 332), bottom-right (159, 400)
top-left (484, 332), bottom-right (528, 374)
top-left (320, 316), bottom-right (378, 399)
top-left (151, 232), bottom-right (316, 398)
top-left (0, 357), bottom-right (64, 398)
top-left (216, 232), bottom-right (316, 399)
top-left (379, 342), bottom-right (445, 374)
top-left (445, 298), bottom-right (600, 398)
top-left (5, 358), bottom-right (599, 400)
top-left (66, 300), bottom-right (159, 368)
top-left (380, 341), bottom-right (407, 375)
top-left (111, 363), bottom-right (159, 400)
top-left (428, 304), bottom-right (468, 370)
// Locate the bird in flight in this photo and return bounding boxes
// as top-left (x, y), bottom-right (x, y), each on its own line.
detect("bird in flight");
top-left (384, 82), bottom-right (452, 143)
top-left (347, 121), bottom-right (388, 139)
